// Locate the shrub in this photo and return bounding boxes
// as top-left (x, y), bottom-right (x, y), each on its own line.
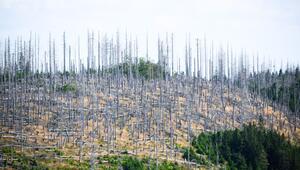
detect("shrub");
top-left (122, 156), bottom-right (144, 170)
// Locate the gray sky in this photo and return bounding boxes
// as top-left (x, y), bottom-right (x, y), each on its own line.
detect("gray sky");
top-left (0, 0), bottom-right (300, 70)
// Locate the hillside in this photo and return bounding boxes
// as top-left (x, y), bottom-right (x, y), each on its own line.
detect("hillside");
top-left (0, 60), bottom-right (299, 169)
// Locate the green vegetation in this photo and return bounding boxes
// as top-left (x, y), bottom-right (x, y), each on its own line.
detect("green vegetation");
top-left (104, 58), bottom-right (169, 80)
top-left (58, 70), bottom-right (77, 77)
top-left (121, 156), bottom-right (144, 170)
top-left (0, 147), bottom-right (90, 169)
top-left (62, 158), bottom-right (90, 170)
top-left (97, 155), bottom-right (185, 170)
top-left (57, 83), bottom-right (77, 93)
top-left (248, 67), bottom-right (300, 113)
top-left (1, 147), bottom-right (48, 170)
top-left (50, 148), bottom-right (64, 156)
top-left (0, 147), bottom-right (185, 170)
top-left (185, 124), bottom-right (300, 170)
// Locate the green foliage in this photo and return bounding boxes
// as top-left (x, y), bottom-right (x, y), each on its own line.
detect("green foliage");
top-left (58, 71), bottom-right (76, 77)
top-left (57, 83), bottom-right (77, 93)
top-left (2, 146), bottom-right (16, 154)
top-left (87, 68), bottom-right (97, 75)
top-left (187, 124), bottom-right (300, 170)
top-left (97, 155), bottom-right (185, 170)
top-left (104, 58), bottom-right (169, 80)
top-left (98, 155), bottom-right (120, 166)
top-left (1, 147), bottom-right (48, 170)
top-left (52, 148), bottom-right (64, 156)
top-left (0, 70), bottom-right (32, 82)
top-left (248, 67), bottom-right (300, 113)
top-left (157, 160), bottom-right (181, 170)
top-left (122, 156), bottom-right (144, 170)
top-left (0, 147), bottom-right (92, 169)
top-left (16, 70), bottom-right (26, 80)
top-left (183, 147), bottom-right (205, 164)
top-left (64, 158), bottom-right (90, 170)
top-left (0, 147), bottom-right (185, 170)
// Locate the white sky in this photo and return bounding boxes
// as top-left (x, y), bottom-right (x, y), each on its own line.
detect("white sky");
top-left (0, 0), bottom-right (300, 70)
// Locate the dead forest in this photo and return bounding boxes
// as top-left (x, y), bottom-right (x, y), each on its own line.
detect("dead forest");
top-left (0, 32), bottom-right (299, 169)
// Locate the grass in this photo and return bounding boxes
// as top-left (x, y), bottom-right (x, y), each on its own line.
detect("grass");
top-left (0, 146), bottom-right (188, 170)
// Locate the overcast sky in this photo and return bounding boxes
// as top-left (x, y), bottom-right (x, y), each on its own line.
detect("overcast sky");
top-left (0, 0), bottom-right (299, 69)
